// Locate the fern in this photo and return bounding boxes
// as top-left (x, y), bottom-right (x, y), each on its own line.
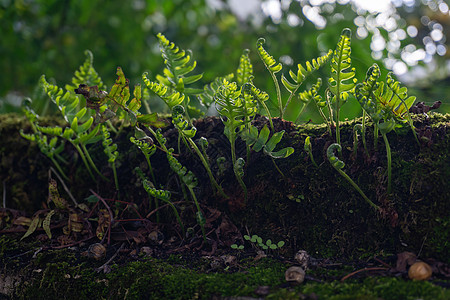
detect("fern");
top-left (236, 49), bottom-right (254, 87)
top-left (166, 148), bottom-right (206, 241)
top-left (256, 38), bottom-right (283, 117)
top-left (297, 78), bottom-right (324, 123)
top-left (39, 75), bottom-right (105, 180)
top-left (214, 79), bottom-right (252, 200)
top-left (130, 136), bottom-right (157, 183)
top-left (327, 143), bottom-right (379, 210)
top-left (198, 74), bottom-right (234, 109)
top-left (66, 50), bottom-right (104, 93)
top-left (155, 33), bottom-right (203, 120)
top-left (240, 124), bottom-right (294, 159)
top-left (171, 105), bottom-right (228, 198)
top-left (142, 72), bottom-right (185, 109)
top-left (101, 125), bottom-right (119, 195)
top-left (329, 28), bottom-right (356, 148)
top-left (355, 64), bottom-right (418, 194)
top-left (281, 50), bottom-right (332, 117)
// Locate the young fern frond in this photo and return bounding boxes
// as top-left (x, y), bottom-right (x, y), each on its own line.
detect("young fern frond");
top-left (198, 74), bottom-right (234, 109)
top-left (101, 125), bottom-right (119, 195)
top-left (172, 105), bottom-right (228, 198)
top-left (236, 49), bottom-right (254, 87)
top-left (384, 73), bottom-right (418, 144)
top-left (256, 38), bottom-right (283, 118)
top-left (214, 79), bottom-right (250, 200)
top-left (304, 136), bottom-right (318, 168)
top-left (40, 75), bottom-right (106, 180)
top-left (248, 83), bottom-right (273, 129)
top-left (355, 66), bottom-right (417, 194)
top-left (329, 28), bottom-right (356, 148)
top-left (156, 33), bottom-right (203, 93)
top-left (66, 50), bottom-right (104, 93)
top-left (142, 72), bottom-right (185, 109)
top-left (135, 167), bottom-right (185, 234)
top-left (130, 136), bottom-right (157, 183)
top-left (327, 143), bottom-right (379, 211)
top-left (296, 78), bottom-right (323, 123)
top-left (166, 148), bottom-right (206, 241)
top-left (156, 33), bottom-right (203, 120)
top-left (281, 50), bottom-right (332, 117)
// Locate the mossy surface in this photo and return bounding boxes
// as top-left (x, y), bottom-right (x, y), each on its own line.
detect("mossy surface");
top-left (1, 235), bottom-right (448, 299)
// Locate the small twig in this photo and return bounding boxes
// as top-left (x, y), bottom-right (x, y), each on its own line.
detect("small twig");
top-left (373, 256), bottom-right (392, 269)
top-left (49, 167), bottom-right (78, 206)
top-left (90, 189), bottom-right (114, 245)
top-left (145, 201), bottom-right (185, 219)
top-left (340, 267), bottom-right (388, 282)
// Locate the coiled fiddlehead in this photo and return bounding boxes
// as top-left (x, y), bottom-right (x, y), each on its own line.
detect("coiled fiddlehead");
top-left (327, 143), bottom-right (379, 211)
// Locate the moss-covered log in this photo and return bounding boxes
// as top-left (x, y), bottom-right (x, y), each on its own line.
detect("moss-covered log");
top-left (1, 112), bottom-right (449, 298)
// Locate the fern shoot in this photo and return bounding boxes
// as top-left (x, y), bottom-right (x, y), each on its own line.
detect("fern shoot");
top-left (327, 143), bottom-right (379, 211)
top-left (256, 38), bottom-right (284, 118)
top-left (329, 28), bottom-right (356, 150)
top-left (171, 105), bottom-right (228, 199)
top-left (214, 79), bottom-right (251, 201)
top-left (355, 64), bottom-right (417, 194)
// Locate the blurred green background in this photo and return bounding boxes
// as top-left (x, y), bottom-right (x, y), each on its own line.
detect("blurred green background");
top-left (1, 0), bottom-right (449, 121)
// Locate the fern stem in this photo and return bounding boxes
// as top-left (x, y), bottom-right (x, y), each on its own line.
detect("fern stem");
top-left (269, 71), bottom-right (283, 118)
top-left (185, 137), bottom-right (228, 199)
top-left (382, 133), bottom-right (392, 194)
top-left (258, 99), bottom-right (274, 130)
top-left (144, 155), bottom-right (156, 184)
top-left (72, 143), bottom-right (95, 180)
top-left (282, 86), bottom-right (300, 118)
top-left (374, 126), bottom-right (379, 151)
top-left (336, 168), bottom-right (379, 211)
top-left (50, 157), bottom-right (70, 181)
top-left (294, 102), bottom-right (308, 124)
top-left (111, 162), bottom-right (120, 199)
top-left (81, 144), bottom-right (109, 181)
top-left (230, 135), bottom-right (248, 201)
top-left (187, 185), bottom-right (206, 242)
top-left (361, 111), bottom-right (369, 156)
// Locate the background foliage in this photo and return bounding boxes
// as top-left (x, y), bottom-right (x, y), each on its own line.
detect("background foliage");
top-left (0, 0), bottom-right (449, 120)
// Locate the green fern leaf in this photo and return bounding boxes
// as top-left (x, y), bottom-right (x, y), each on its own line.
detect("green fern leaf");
top-left (166, 149), bottom-right (198, 189)
top-left (40, 75), bottom-right (80, 125)
top-left (299, 78), bottom-right (323, 104)
top-left (236, 49), bottom-right (253, 86)
top-left (329, 28), bottom-right (356, 100)
top-left (66, 50), bottom-right (104, 93)
top-left (157, 33), bottom-right (203, 93)
top-left (282, 50), bottom-right (332, 92)
top-left (198, 74), bottom-right (234, 109)
top-left (256, 38), bottom-right (282, 73)
top-left (143, 72), bottom-right (185, 108)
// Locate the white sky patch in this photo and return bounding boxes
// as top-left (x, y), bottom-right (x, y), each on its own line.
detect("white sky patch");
top-left (353, 0), bottom-right (392, 13)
